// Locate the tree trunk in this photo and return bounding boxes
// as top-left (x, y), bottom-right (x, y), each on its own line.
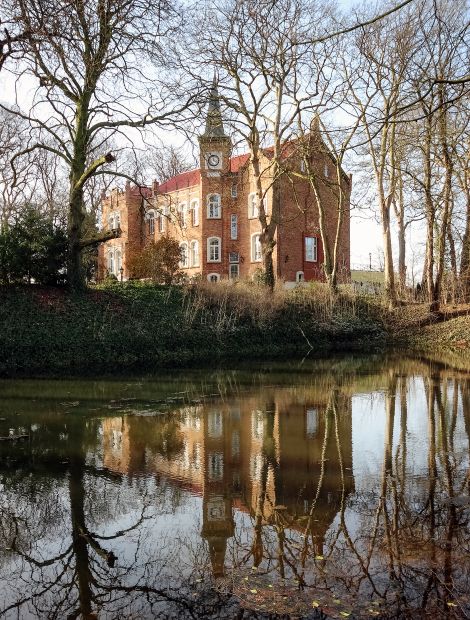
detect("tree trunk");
top-left (432, 89), bottom-right (453, 312)
top-left (459, 194), bottom-right (470, 300)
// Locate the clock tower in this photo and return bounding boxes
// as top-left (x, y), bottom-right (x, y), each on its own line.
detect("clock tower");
top-left (198, 77), bottom-right (231, 176)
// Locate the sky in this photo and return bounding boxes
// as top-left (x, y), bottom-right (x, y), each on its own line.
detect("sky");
top-left (0, 0), bottom-right (426, 279)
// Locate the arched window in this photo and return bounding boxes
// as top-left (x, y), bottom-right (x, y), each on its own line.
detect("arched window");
top-left (115, 250), bottom-right (122, 276)
top-left (207, 237), bottom-right (221, 262)
top-left (190, 240), bottom-right (199, 267)
top-left (108, 215), bottom-right (114, 230)
top-left (115, 213), bottom-right (120, 229)
top-left (207, 194), bottom-right (221, 219)
top-left (180, 242), bottom-right (189, 268)
top-left (248, 193), bottom-right (258, 219)
top-left (207, 273), bottom-right (220, 282)
top-left (191, 200), bottom-right (199, 226)
top-left (251, 234), bottom-right (262, 262)
top-left (147, 210), bottom-right (155, 234)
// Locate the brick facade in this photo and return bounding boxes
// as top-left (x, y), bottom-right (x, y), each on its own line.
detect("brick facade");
top-left (98, 88), bottom-right (351, 284)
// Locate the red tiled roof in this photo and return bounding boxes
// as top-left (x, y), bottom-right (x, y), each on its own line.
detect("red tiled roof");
top-left (158, 168), bottom-right (201, 194)
top-left (230, 153), bottom-right (250, 172)
top-left (156, 153), bottom-right (251, 195)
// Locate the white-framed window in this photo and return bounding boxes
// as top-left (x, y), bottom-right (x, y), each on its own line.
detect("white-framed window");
top-left (207, 273), bottom-right (220, 282)
top-left (158, 210), bottom-right (165, 233)
top-left (147, 210), bottom-right (155, 234)
top-left (207, 194), bottom-right (221, 219)
top-left (231, 184), bottom-right (238, 198)
top-left (190, 240), bottom-right (199, 267)
top-left (180, 242), bottom-right (189, 268)
top-left (115, 249), bottom-right (122, 275)
top-left (207, 236), bottom-right (221, 262)
top-left (179, 203), bottom-right (188, 228)
top-left (230, 264), bottom-right (239, 280)
top-left (108, 251), bottom-right (114, 274)
top-left (248, 192), bottom-right (259, 219)
top-left (108, 213), bottom-right (120, 230)
top-left (191, 199), bottom-right (199, 226)
top-left (305, 236), bottom-right (318, 262)
top-left (296, 271), bottom-right (305, 282)
top-left (230, 214), bottom-right (238, 240)
top-left (251, 233), bottom-right (262, 262)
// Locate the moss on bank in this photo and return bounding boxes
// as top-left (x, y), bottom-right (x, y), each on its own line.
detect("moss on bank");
top-left (0, 282), bottom-right (386, 376)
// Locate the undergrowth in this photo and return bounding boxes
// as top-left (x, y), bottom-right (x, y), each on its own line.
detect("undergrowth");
top-left (0, 281), bottom-right (386, 376)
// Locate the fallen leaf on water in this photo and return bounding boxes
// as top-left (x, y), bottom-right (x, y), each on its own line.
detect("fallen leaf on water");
top-left (268, 584), bottom-right (273, 588)
top-left (250, 589), bottom-right (258, 594)
top-left (244, 577), bottom-right (249, 581)
top-left (315, 555), bottom-right (324, 560)
top-left (333, 599), bottom-right (341, 604)
top-left (340, 612), bottom-right (350, 617)
top-left (447, 602), bottom-right (458, 607)
top-left (312, 601), bottom-right (320, 608)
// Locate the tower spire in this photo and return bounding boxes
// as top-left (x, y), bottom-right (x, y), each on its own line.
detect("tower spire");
top-left (201, 75), bottom-right (227, 139)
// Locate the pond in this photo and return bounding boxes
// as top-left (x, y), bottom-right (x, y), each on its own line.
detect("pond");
top-left (0, 354), bottom-right (469, 619)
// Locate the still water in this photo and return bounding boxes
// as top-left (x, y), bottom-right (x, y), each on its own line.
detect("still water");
top-left (0, 355), bottom-right (469, 619)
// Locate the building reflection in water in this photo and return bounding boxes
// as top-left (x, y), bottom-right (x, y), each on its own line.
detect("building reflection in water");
top-left (101, 387), bottom-right (354, 579)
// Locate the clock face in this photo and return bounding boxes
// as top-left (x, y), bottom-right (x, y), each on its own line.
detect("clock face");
top-left (207, 153), bottom-right (221, 168)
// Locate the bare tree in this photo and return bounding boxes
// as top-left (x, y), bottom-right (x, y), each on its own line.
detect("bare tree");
top-left (1, 0), bottom-right (196, 289)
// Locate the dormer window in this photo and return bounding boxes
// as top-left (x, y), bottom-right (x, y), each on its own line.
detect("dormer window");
top-left (207, 194), bottom-right (221, 219)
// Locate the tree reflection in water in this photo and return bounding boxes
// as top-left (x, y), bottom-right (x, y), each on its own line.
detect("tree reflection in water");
top-left (0, 357), bottom-right (469, 618)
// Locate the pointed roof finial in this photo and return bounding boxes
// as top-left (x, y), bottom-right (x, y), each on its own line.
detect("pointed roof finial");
top-left (201, 73), bottom-right (228, 139)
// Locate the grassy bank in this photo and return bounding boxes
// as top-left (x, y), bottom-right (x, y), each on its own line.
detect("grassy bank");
top-left (0, 281), bottom-right (386, 376)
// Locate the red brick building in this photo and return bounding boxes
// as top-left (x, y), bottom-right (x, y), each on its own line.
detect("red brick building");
top-left (98, 85), bottom-right (351, 284)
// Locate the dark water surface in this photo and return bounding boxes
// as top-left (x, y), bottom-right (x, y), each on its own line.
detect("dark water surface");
top-left (0, 355), bottom-right (469, 619)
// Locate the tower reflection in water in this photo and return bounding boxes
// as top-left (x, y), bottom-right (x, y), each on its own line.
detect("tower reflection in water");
top-left (101, 386), bottom-right (354, 579)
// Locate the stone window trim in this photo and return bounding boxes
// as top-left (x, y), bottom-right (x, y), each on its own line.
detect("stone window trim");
top-left (157, 209), bottom-right (165, 233)
top-left (248, 192), bottom-right (258, 219)
top-left (207, 236), bottom-right (221, 263)
top-left (207, 273), bottom-right (220, 282)
top-left (207, 194), bottom-right (221, 219)
top-left (248, 192), bottom-right (268, 219)
top-left (179, 202), bottom-right (188, 228)
top-left (180, 241), bottom-right (189, 268)
top-left (251, 233), bottom-right (262, 263)
top-left (108, 212), bottom-right (121, 230)
top-left (146, 210), bottom-right (155, 235)
top-left (190, 199), bottom-right (199, 226)
top-left (190, 240), bottom-right (200, 267)
top-left (230, 214), bottom-right (238, 240)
